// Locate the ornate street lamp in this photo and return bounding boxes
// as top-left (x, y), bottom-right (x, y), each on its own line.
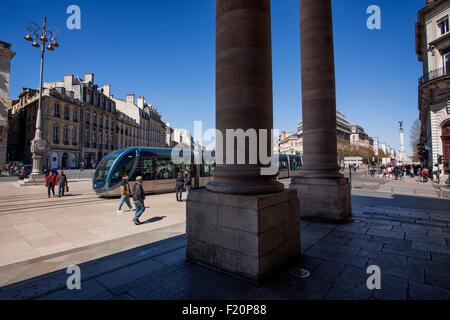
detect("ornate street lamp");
top-left (24, 17), bottom-right (59, 180)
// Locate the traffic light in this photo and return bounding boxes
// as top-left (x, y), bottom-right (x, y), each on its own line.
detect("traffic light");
top-left (438, 154), bottom-right (443, 165)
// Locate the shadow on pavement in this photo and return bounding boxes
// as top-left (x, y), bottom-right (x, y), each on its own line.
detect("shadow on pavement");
top-left (142, 216), bottom-right (167, 225)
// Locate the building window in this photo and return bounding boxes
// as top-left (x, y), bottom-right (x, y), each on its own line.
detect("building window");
top-left (85, 128), bottom-right (90, 147)
top-left (72, 128), bottom-right (77, 145)
top-left (64, 106), bottom-right (70, 120)
top-left (73, 109), bottom-right (78, 122)
top-left (93, 113), bottom-right (97, 126)
top-left (99, 114), bottom-right (103, 127)
top-left (444, 48), bottom-right (450, 75)
top-left (85, 110), bottom-right (90, 124)
top-left (93, 129), bottom-right (97, 147)
top-left (438, 18), bottom-right (449, 36)
top-left (53, 125), bottom-right (59, 144)
top-left (63, 127), bottom-right (69, 145)
top-left (53, 103), bottom-right (60, 118)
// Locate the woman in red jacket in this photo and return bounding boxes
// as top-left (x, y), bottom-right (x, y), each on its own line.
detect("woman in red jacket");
top-left (45, 171), bottom-right (56, 198)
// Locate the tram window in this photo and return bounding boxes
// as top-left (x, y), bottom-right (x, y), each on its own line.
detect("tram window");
top-left (142, 159), bottom-right (156, 181)
top-left (156, 160), bottom-right (175, 179)
top-left (279, 160), bottom-right (289, 171)
top-left (201, 164), bottom-right (211, 177)
top-left (110, 153), bottom-right (137, 186)
top-left (290, 159), bottom-right (300, 171)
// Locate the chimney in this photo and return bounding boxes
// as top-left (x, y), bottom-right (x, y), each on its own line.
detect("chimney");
top-left (126, 93), bottom-right (135, 105)
top-left (64, 74), bottom-right (73, 92)
top-left (102, 84), bottom-right (111, 97)
top-left (137, 96), bottom-right (145, 109)
top-left (85, 72), bottom-right (94, 84)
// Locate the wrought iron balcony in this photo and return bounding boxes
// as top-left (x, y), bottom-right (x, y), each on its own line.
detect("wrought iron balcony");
top-left (419, 67), bottom-right (450, 84)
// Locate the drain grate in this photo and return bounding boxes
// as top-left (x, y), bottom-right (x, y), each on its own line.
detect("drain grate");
top-left (290, 269), bottom-right (311, 279)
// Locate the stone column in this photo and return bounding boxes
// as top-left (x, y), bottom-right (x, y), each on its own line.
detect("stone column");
top-left (0, 42), bottom-right (15, 168)
top-left (290, 0), bottom-right (351, 221)
top-left (206, 0), bottom-right (283, 195)
top-left (186, 0), bottom-right (300, 283)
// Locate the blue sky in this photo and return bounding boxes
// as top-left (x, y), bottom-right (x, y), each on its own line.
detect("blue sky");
top-left (1, 0), bottom-right (424, 153)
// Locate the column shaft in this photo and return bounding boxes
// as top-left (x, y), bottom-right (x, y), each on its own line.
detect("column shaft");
top-left (290, 0), bottom-right (351, 221)
top-left (207, 0), bottom-right (283, 194)
top-left (298, 0), bottom-right (341, 178)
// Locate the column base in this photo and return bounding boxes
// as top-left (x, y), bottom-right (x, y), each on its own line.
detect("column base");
top-left (18, 174), bottom-right (46, 187)
top-left (290, 176), bottom-right (351, 222)
top-left (186, 189), bottom-right (301, 283)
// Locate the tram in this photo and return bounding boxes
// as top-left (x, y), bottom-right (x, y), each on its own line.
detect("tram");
top-left (93, 147), bottom-right (302, 197)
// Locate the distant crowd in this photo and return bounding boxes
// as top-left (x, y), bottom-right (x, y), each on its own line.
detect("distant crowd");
top-left (368, 164), bottom-right (446, 184)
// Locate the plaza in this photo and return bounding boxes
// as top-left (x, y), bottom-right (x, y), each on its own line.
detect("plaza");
top-left (1, 0), bottom-right (450, 305)
top-left (0, 172), bottom-right (449, 299)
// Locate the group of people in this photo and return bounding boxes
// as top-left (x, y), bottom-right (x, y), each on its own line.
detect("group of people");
top-left (117, 170), bottom-right (193, 225)
top-left (376, 164), bottom-right (430, 183)
top-left (44, 170), bottom-right (69, 198)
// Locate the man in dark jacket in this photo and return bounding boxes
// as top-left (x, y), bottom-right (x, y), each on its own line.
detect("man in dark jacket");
top-left (56, 170), bottom-right (69, 197)
top-left (132, 176), bottom-right (145, 225)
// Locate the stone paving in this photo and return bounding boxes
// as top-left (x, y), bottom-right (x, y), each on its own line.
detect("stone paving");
top-left (0, 181), bottom-right (449, 300)
top-left (0, 179), bottom-right (186, 269)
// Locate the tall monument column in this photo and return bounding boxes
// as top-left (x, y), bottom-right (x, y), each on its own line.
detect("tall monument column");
top-left (187, 0), bottom-right (300, 283)
top-left (399, 121), bottom-right (405, 163)
top-left (290, 0), bottom-right (351, 221)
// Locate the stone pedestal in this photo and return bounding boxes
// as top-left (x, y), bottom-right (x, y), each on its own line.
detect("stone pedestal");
top-left (18, 174), bottom-right (46, 187)
top-left (290, 177), bottom-right (351, 222)
top-left (186, 189), bottom-right (300, 283)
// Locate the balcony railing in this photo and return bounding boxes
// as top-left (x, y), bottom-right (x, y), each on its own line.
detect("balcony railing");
top-left (419, 67), bottom-right (450, 84)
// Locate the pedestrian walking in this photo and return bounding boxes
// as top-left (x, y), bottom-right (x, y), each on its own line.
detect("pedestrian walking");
top-left (56, 170), bottom-right (69, 197)
top-left (132, 176), bottom-right (146, 225)
top-left (45, 171), bottom-right (56, 198)
top-left (175, 172), bottom-right (185, 202)
top-left (117, 174), bottom-right (133, 214)
top-left (421, 167), bottom-right (429, 183)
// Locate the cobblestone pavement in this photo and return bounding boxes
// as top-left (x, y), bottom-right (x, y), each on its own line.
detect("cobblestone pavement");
top-left (0, 181), bottom-right (449, 300)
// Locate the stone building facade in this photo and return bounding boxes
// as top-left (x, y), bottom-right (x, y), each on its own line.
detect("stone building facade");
top-left (115, 110), bottom-right (140, 149)
top-left (0, 41), bottom-right (15, 167)
top-left (113, 94), bottom-right (166, 148)
top-left (416, 0), bottom-right (450, 176)
top-left (9, 73), bottom-right (118, 169)
top-left (8, 87), bottom-right (83, 169)
top-left (45, 73), bottom-right (117, 168)
top-left (350, 125), bottom-right (374, 150)
top-left (278, 131), bottom-right (302, 155)
top-left (8, 72), bottom-right (170, 169)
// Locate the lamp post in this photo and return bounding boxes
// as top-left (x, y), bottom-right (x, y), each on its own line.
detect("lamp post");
top-left (24, 17), bottom-right (59, 180)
